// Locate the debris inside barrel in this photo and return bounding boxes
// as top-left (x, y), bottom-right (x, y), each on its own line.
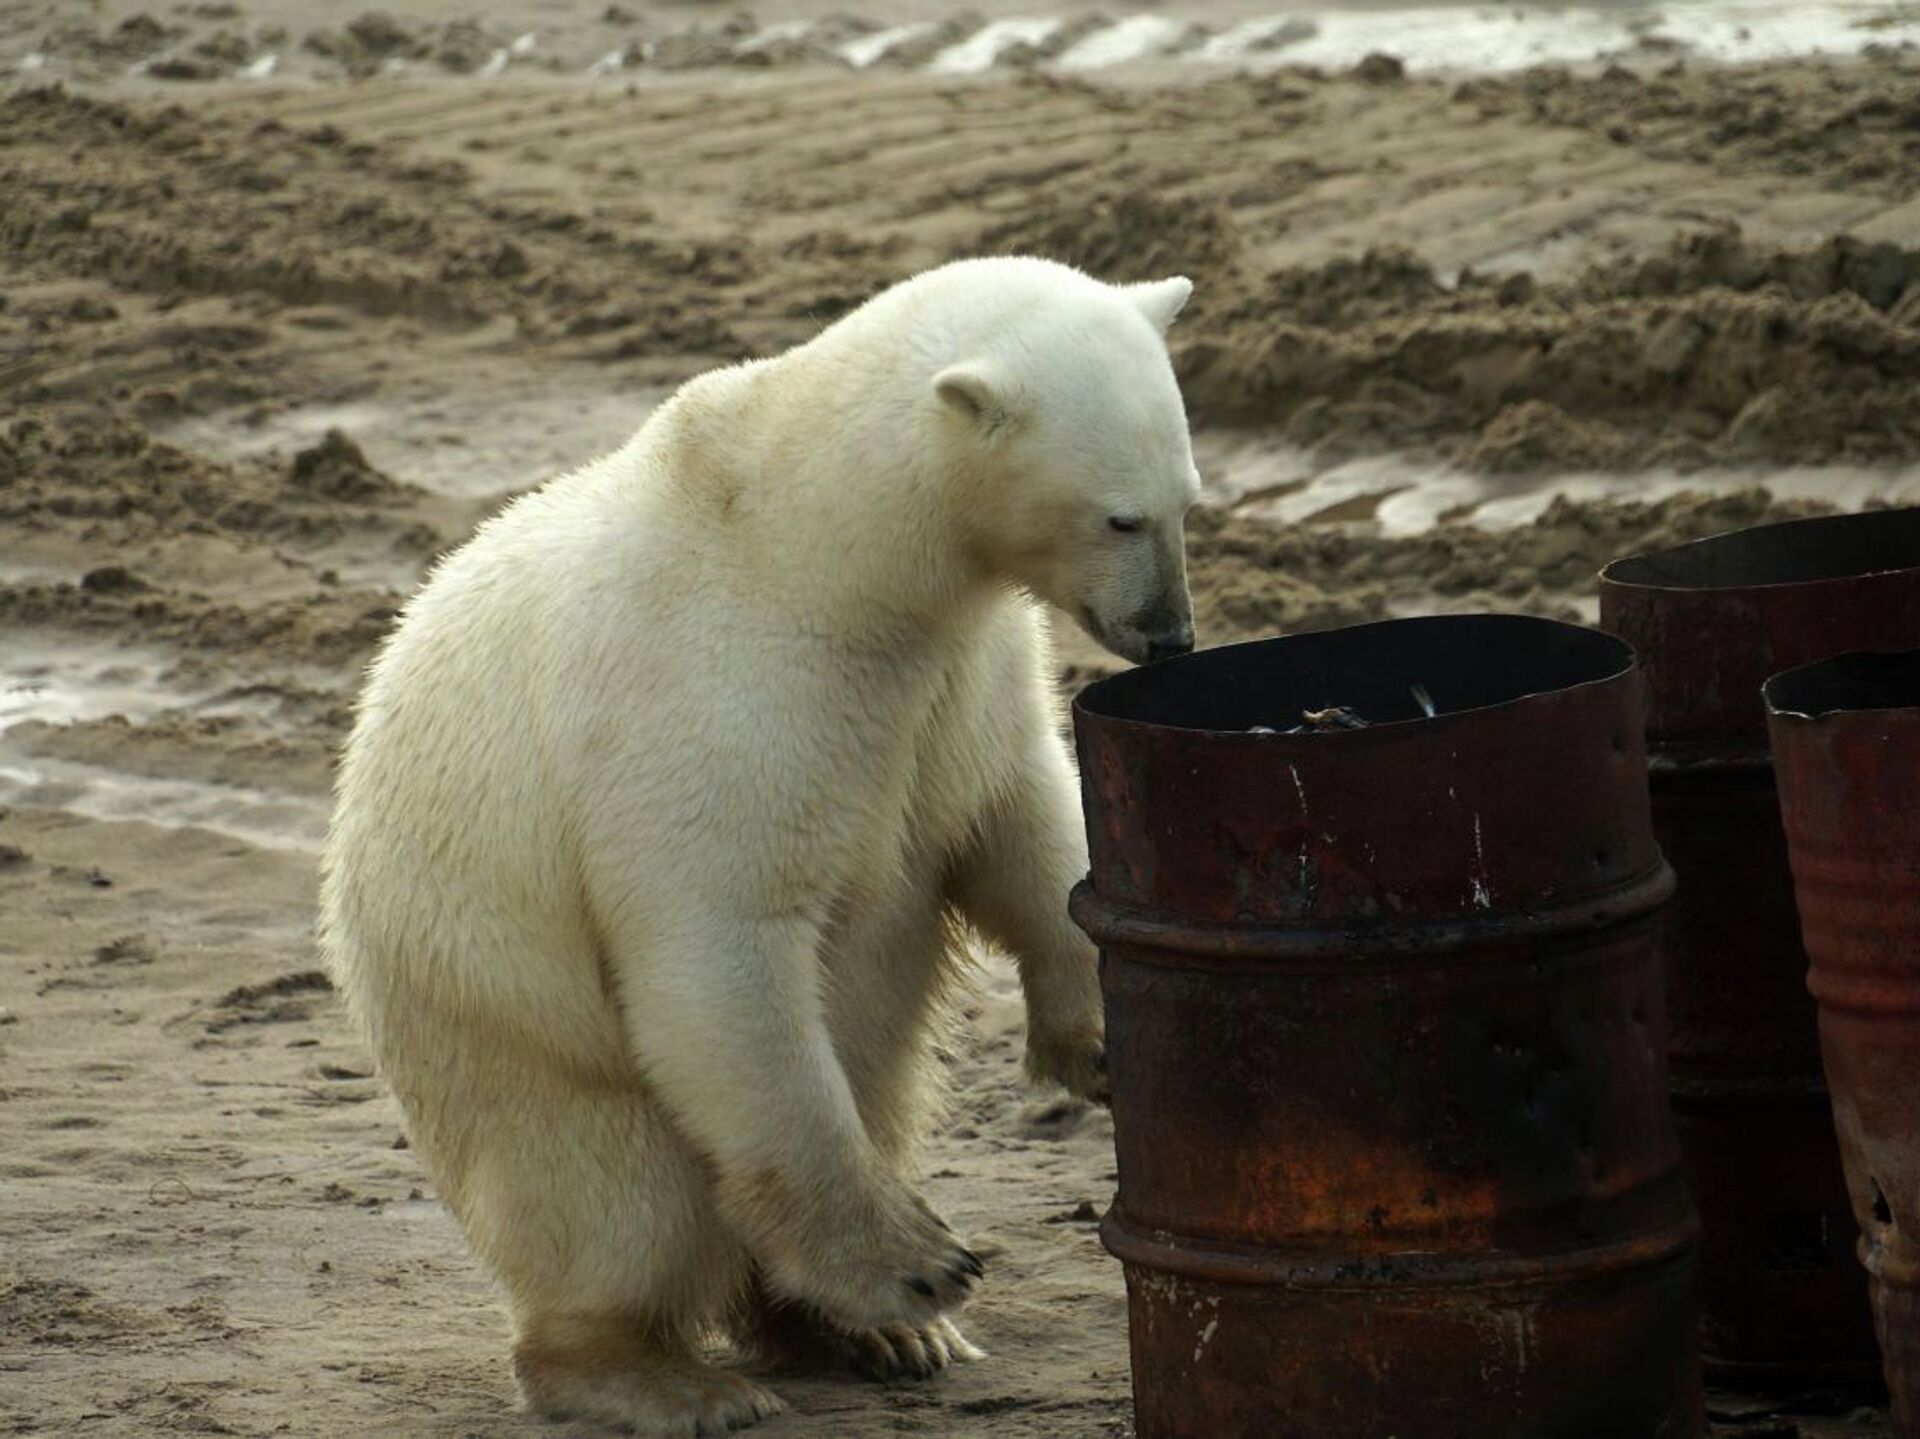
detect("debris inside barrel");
top-left (1249, 685), bottom-right (1437, 734)
top-left (1248, 706), bottom-right (1369, 735)
top-left (1300, 706), bottom-right (1369, 731)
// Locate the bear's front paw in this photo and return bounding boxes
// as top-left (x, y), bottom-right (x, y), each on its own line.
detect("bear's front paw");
top-left (744, 1295), bottom-right (987, 1383)
top-left (1024, 1027), bottom-right (1110, 1106)
top-left (762, 1178), bottom-right (983, 1335)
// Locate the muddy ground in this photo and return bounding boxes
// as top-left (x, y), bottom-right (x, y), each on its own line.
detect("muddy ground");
top-left (3, 3), bottom-right (1919, 1435)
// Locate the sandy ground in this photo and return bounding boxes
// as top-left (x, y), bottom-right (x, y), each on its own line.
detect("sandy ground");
top-left (5, 3), bottom-right (1920, 1434)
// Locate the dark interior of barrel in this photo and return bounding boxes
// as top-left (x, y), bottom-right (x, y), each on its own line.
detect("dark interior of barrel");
top-left (1076, 614), bottom-right (1633, 733)
top-left (1766, 647), bottom-right (1920, 718)
top-left (1605, 506), bottom-right (1920, 590)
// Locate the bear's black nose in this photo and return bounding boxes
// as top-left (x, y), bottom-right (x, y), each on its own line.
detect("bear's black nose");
top-left (1145, 626), bottom-right (1195, 663)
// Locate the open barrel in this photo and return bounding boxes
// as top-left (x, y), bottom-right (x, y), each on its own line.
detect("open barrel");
top-left (1071, 614), bottom-right (1702, 1439)
top-left (1601, 508), bottom-right (1920, 1384)
top-left (1768, 647), bottom-right (1920, 1438)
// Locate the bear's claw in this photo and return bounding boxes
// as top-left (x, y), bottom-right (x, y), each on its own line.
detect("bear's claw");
top-left (1024, 1030), bottom-right (1111, 1106)
top-left (744, 1301), bottom-right (986, 1383)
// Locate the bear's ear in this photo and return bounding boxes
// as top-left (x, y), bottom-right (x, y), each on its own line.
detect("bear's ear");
top-left (1125, 276), bottom-right (1193, 333)
top-left (934, 362), bottom-right (1013, 428)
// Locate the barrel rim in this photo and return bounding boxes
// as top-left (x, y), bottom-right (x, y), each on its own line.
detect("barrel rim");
top-left (1071, 613), bottom-right (1634, 741)
top-left (1100, 1207), bottom-right (1700, 1291)
top-left (1764, 644), bottom-right (1920, 722)
top-left (1068, 862), bottom-right (1674, 964)
top-left (1599, 506), bottom-right (1920, 597)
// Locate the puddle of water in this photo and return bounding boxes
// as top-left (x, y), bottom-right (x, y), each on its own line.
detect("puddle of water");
top-left (1, 634), bottom-right (334, 852)
top-left (0, 756), bottom-right (328, 853)
top-left (1, 638), bottom-right (197, 730)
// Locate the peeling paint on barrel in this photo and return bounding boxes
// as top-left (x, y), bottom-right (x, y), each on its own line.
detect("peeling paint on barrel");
top-left (1073, 614), bottom-right (1703, 1439)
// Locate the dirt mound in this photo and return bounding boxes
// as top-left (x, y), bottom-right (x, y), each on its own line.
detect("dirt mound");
top-left (1176, 229), bottom-right (1920, 472)
top-left (0, 414), bottom-right (428, 547)
top-left (1182, 486), bottom-right (1832, 652)
top-left (0, 573), bottom-right (403, 670)
top-left (1457, 52), bottom-right (1920, 196)
top-left (1576, 228), bottom-right (1920, 312)
top-left (974, 187), bottom-right (1246, 291)
top-left (1257, 247), bottom-right (1450, 327)
top-left (864, 13), bottom-right (984, 67)
top-left (636, 13), bottom-right (758, 70)
top-left (301, 12), bottom-right (508, 78)
top-left (734, 14), bottom-right (878, 69)
top-left (40, 14), bottom-right (182, 68)
top-left (288, 429), bottom-right (410, 504)
top-left (0, 409), bottom-right (440, 678)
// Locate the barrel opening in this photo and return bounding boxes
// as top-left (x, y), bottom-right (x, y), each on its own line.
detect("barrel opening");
top-left (1075, 614), bottom-right (1632, 735)
top-left (1603, 507), bottom-right (1920, 592)
top-left (1764, 646), bottom-right (1920, 719)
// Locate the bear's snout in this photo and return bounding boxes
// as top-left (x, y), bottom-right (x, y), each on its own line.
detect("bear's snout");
top-left (1143, 624), bottom-right (1195, 663)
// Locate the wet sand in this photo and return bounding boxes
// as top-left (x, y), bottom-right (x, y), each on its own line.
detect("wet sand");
top-left (3, 6), bottom-right (1917, 1434)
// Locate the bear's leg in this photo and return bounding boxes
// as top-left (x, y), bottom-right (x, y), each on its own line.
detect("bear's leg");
top-left (512, 1311), bottom-right (784, 1436)
top-left (825, 876), bottom-right (963, 1167)
top-left (594, 905), bottom-right (983, 1334)
top-left (734, 881), bottom-right (985, 1380)
top-left (396, 1028), bottom-right (782, 1436)
top-left (951, 750), bottom-right (1109, 1106)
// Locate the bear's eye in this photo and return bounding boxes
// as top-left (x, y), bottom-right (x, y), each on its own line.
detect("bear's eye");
top-left (1107, 516), bottom-right (1143, 534)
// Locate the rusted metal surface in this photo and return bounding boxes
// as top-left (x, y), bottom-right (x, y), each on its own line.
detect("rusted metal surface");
top-left (1071, 614), bottom-right (1703, 1439)
top-left (1600, 507), bottom-right (1920, 1384)
top-left (1769, 648), bottom-right (1920, 1438)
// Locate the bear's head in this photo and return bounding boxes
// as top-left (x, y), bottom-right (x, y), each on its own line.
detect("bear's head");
top-left (934, 265), bottom-right (1199, 667)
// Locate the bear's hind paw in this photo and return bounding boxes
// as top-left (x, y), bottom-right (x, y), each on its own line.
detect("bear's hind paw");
top-left (515, 1340), bottom-right (784, 1436)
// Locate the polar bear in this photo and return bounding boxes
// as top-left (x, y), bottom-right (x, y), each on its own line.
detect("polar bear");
top-left (318, 256), bottom-right (1199, 1435)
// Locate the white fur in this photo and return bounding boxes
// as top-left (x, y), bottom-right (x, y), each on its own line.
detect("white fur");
top-left (318, 257), bottom-right (1198, 1435)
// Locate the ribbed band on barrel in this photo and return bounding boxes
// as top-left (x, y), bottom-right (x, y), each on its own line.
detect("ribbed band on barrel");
top-left (1099, 1207), bottom-right (1702, 1290)
top-left (1067, 861), bottom-right (1676, 969)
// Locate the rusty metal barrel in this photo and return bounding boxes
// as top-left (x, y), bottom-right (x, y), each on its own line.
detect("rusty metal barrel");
top-left (1768, 647), bottom-right (1920, 1437)
top-left (1600, 508), bottom-right (1920, 1385)
top-left (1070, 613), bottom-right (1702, 1439)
